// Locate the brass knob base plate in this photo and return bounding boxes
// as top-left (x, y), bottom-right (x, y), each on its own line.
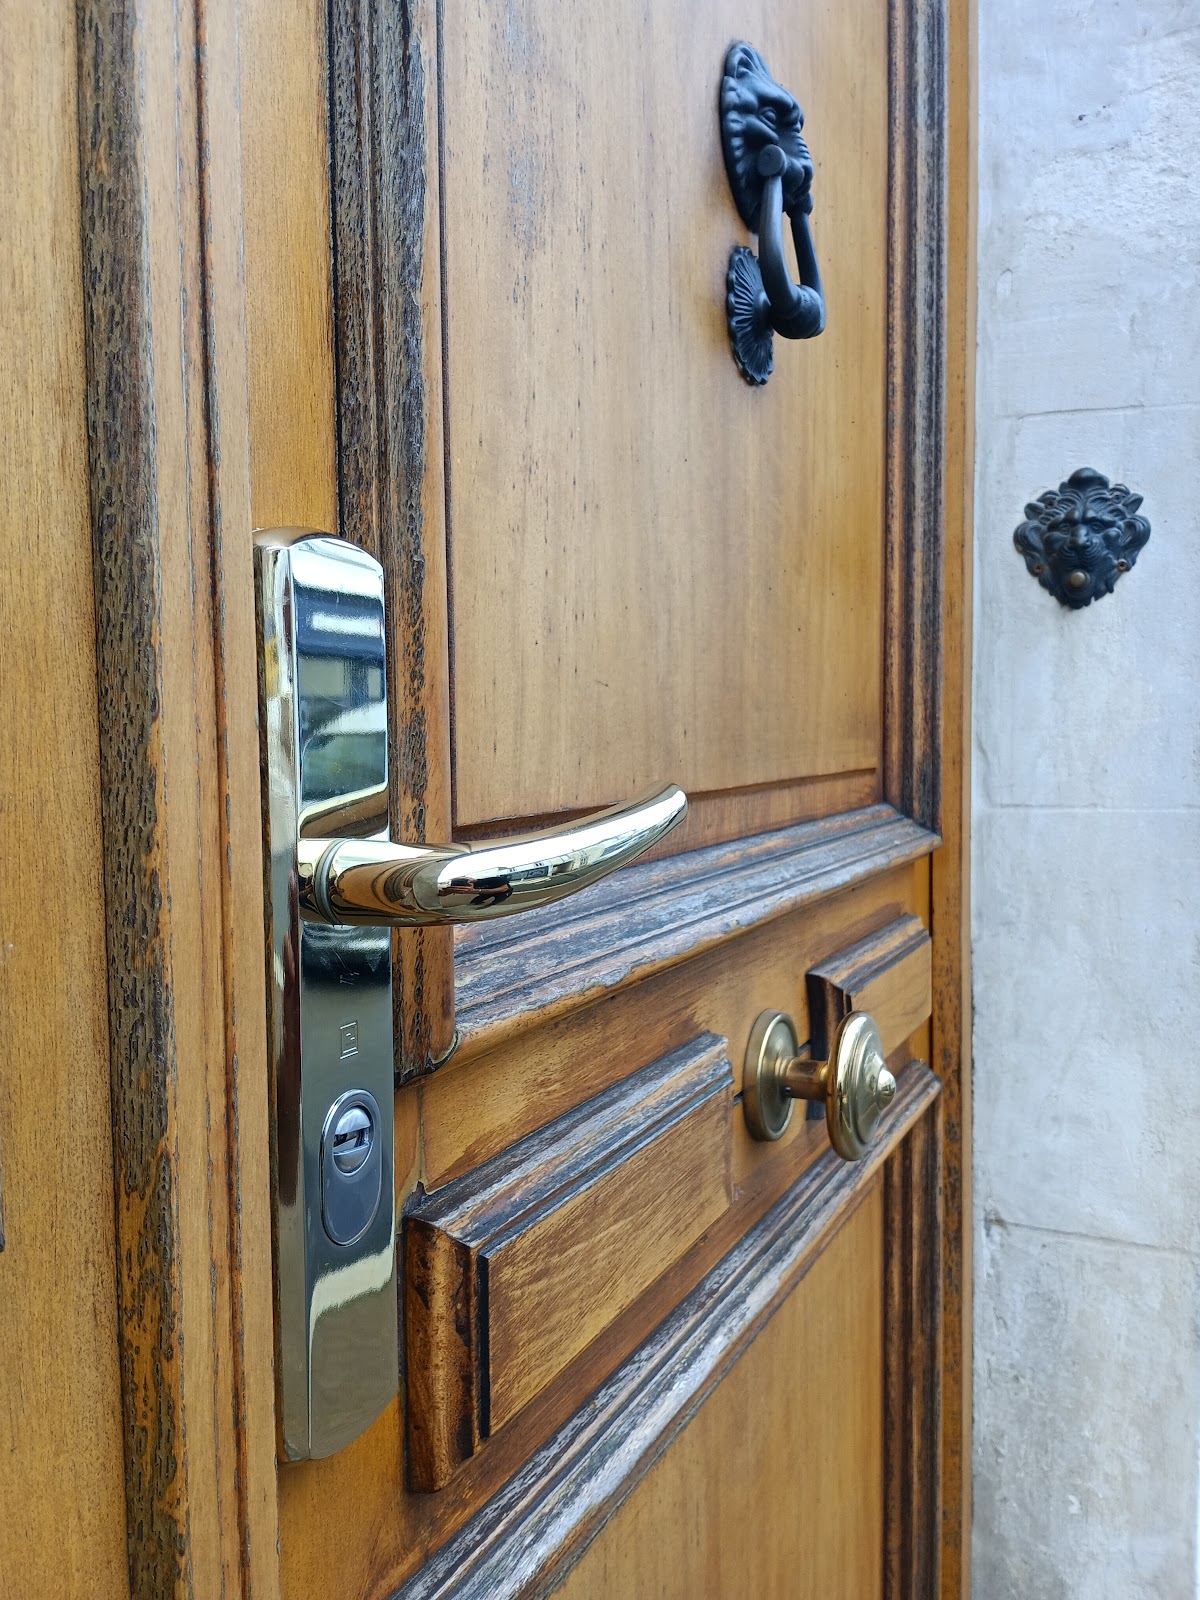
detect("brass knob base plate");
top-left (742, 1010), bottom-right (802, 1142)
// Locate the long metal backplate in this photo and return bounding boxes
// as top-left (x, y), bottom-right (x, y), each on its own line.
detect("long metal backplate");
top-left (254, 531), bottom-right (398, 1461)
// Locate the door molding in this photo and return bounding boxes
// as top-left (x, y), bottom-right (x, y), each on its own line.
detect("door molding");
top-left (391, 1066), bottom-right (940, 1600)
top-left (75, 1), bottom-right (279, 1594)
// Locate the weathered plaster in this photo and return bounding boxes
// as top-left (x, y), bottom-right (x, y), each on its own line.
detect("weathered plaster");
top-left (973, 2), bottom-right (1200, 1595)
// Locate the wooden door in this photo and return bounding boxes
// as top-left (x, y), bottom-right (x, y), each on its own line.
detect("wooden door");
top-left (0, 1), bottom-right (973, 1597)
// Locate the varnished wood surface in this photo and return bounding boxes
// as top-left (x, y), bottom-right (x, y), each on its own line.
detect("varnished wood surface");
top-left (240, 0), bottom-right (339, 533)
top-left (453, 804), bottom-right (937, 1056)
top-left (883, 0), bottom-right (947, 832)
top-left (444, 0), bottom-right (889, 825)
top-left (807, 912), bottom-right (932, 1058)
top-left (556, 1187), bottom-right (885, 1600)
top-left (0, 5), bottom-right (129, 1591)
top-left (74, 0), bottom-right (283, 1591)
top-left (429, 861), bottom-right (929, 1192)
top-left (151, 0), bottom-right (958, 1589)
top-left (199, 2), bottom-right (286, 1586)
top-left (454, 769), bottom-right (881, 866)
top-left (884, 1099), bottom-right (944, 1597)
top-left (328, 0), bottom-right (455, 1077)
top-left (389, 1083), bottom-right (937, 1600)
top-left (406, 1035), bottom-right (732, 1487)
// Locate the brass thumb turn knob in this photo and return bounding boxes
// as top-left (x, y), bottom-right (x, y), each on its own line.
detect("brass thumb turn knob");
top-left (742, 1010), bottom-right (896, 1161)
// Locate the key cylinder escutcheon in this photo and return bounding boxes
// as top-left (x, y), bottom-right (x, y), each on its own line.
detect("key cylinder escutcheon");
top-left (320, 1090), bottom-right (384, 1246)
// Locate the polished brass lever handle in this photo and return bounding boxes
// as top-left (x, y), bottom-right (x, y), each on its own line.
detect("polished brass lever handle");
top-left (298, 784), bottom-right (688, 926)
top-left (255, 528), bottom-right (688, 1461)
top-left (742, 1010), bottom-right (896, 1161)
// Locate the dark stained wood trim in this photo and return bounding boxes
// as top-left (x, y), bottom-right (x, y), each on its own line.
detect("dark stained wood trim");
top-left (329, 0), bottom-right (455, 1080)
top-left (884, 0), bottom-right (948, 833)
top-left (883, 1095), bottom-right (944, 1598)
top-left (389, 1065), bottom-right (940, 1599)
top-left (453, 804), bottom-right (938, 1057)
top-left (75, 1), bottom-right (280, 1591)
top-left (882, 5), bottom-right (960, 1588)
top-left (405, 1034), bottom-right (733, 1488)
top-left (75, 5), bottom-right (190, 1589)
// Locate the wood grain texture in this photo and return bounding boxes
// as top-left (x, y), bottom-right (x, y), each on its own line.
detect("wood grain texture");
top-left (240, 0), bottom-right (338, 532)
top-left (443, 0), bottom-right (889, 825)
top-left (76, 0), bottom-right (282, 1591)
top-left (453, 803), bottom-right (938, 1057)
top-left (329, 0), bottom-right (455, 1079)
top-left (556, 1187), bottom-right (885, 1600)
top-left (388, 1068), bottom-right (939, 1599)
top-left (883, 0), bottom-right (948, 831)
top-left (807, 913), bottom-right (932, 1059)
top-left (935, 2), bottom-right (976, 1591)
top-left (77, 2), bottom-right (200, 1586)
top-left (275, 946), bottom-right (928, 1597)
top-left (195, 0), bottom-right (287, 1588)
top-left (457, 768), bottom-right (881, 864)
top-left (406, 1035), bottom-right (732, 1487)
top-left (0, 4), bottom-right (129, 1591)
top-left (884, 1096), bottom-right (944, 1598)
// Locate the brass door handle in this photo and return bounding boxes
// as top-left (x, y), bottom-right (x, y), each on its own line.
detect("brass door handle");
top-left (254, 529), bottom-right (688, 1460)
top-left (298, 784), bottom-right (687, 927)
top-left (742, 1010), bottom-right (896, 1161)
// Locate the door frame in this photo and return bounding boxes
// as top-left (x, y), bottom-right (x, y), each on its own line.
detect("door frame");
top-left (72, 0), bottom-right (974, 1595)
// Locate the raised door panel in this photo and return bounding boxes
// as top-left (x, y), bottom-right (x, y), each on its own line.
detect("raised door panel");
top-left (442, 0), bottom-right (889, 826)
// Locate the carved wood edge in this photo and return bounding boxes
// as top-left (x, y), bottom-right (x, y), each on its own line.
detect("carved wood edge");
top-left (389, 1063), bottom-right (941, 1600)
top-left (405, 1035), bottom-right (733, 1489)
top-left (329, 0), bottom-right (455, 1079)
top-left (884, 0), bottom-right (948, 832)
top-left (884, 1089), bottom-right (943, 1596)
top-left (807, 912), bottom-right (932, 1059)
top-left (453, 804), bottom-right (939, 1058)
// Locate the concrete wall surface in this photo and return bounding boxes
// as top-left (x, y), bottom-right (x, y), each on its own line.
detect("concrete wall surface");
top-left (972, 2), bottom-right (1200, 1596)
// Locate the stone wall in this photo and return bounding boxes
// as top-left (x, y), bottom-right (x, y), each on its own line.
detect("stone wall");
top-left (972, 2), bottom-right (1200, 1595)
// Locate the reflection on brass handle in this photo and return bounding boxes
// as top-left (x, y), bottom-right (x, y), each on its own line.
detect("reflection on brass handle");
top-left (720, 42), bottom-right (826, 386)
top-left (742, 1010), bottom-right (896, 1161)
top-left (299, 784), bottom-right (688, 926)
top-left (255, 529), bottom-right (687, 1462)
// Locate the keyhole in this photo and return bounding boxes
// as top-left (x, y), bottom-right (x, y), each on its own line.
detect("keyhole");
top-left (331, 1104), bottom-right (374, 1175)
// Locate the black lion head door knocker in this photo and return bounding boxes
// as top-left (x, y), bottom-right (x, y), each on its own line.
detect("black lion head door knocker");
top-left (720, 42), bottom-right (826, 385)
top-left (1013, 468), bottom-right (1151, 608)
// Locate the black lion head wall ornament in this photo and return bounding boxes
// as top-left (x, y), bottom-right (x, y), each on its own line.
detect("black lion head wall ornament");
top-left (1013, 468), bottom-right (1150, 609)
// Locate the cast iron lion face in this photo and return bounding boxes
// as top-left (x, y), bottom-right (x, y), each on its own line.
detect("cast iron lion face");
top-left (1013, 468), bottom-right (1150, 609)
top-left (720, 43), bottom-right (814, 226)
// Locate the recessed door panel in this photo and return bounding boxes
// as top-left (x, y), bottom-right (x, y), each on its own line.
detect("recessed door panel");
top-left (442, 0), bottom-right (889, 825)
